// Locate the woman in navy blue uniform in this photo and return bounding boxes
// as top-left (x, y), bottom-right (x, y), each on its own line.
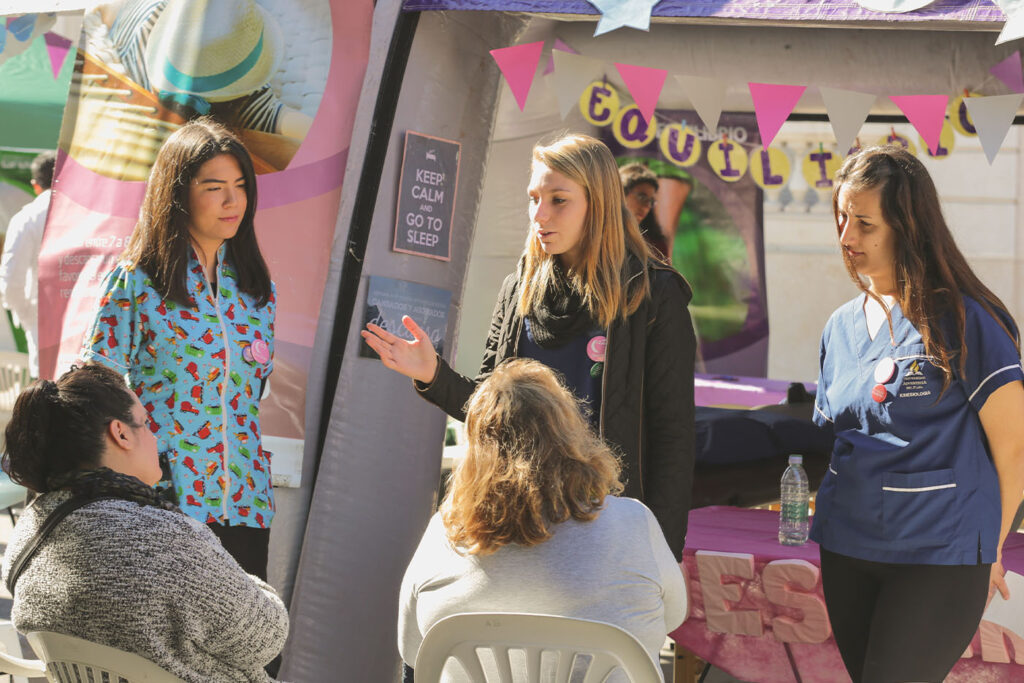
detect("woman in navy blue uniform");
top-left (812, 146), bottom-right (1024, 682)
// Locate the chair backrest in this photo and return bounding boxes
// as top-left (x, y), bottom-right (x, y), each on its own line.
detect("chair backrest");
top-left (0, 351), bottom-right (30, 413)
top-left (414, 613), bottom-right (664, 683)
top-left (25, 632), bottom-right (185, 683)
top-left (0, 618), bottom-right (44, 682)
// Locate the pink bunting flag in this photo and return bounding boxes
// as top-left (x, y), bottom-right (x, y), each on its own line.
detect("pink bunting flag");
top-left (489, 41), bottom-right (544, 112)
top-left (544, 38), bottom-right (578, 76)
top-left (748, 83), bottom-right (806, 148)
top-left (43, 32), bottom-right (71, 79)
top-left (615, 62), bottom-right (667, 125)
top-left (889, 95), bottom-right (949, 155)
top-left (990, 51), bottom-right (1024, 94)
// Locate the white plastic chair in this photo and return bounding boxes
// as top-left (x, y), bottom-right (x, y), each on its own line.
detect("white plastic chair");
top-left (0, 619), bottom-right (32, 683)
top-left (414, 613), bottom-right (664, 683)
top-left (0, 631), bottom-right (185, 682)
top-left (0, 351), bottom-right (30, 415)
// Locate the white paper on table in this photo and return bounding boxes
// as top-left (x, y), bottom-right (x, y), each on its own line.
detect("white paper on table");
top-left (981, 570), bottom-right (1024, 635)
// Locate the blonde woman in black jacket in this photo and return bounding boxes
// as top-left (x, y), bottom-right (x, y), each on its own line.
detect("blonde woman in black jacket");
top-left (363, 133), bottom-right (696, 559)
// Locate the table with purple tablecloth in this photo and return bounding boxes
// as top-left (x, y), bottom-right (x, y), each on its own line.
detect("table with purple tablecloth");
top-left (672, 507), bottom-right (1024, 683)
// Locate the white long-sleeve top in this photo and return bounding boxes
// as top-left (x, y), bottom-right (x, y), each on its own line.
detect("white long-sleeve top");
top-left (398, 496), bottom-right (688, 680)
top-left (0, 189), bottom-right (50, 376)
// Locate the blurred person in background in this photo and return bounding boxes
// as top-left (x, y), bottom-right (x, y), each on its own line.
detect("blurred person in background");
top-left (0, 150), bottom-right (57, 378)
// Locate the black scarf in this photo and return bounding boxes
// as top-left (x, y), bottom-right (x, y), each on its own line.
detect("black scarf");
top-left (526, 262), bottom-right (596, 349)
top-left (48, 467), bottom-right (182, 514)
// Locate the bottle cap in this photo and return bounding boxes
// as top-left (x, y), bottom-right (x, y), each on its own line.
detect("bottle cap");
top-left (788, 455), bottom-right (803, 465)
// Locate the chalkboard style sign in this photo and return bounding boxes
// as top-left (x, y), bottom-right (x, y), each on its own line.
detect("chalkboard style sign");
top-left (360, 276), bottom-right (453, 359)
top-left (393, 131), bottom-right (461, 260)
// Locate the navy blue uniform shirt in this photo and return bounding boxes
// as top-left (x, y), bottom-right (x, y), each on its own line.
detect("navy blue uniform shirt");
top-left (811, 294), bottom-right (1023, 565)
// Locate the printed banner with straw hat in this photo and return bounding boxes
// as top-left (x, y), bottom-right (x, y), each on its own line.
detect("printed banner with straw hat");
top-left (145, 0), bottom-right (284, 112)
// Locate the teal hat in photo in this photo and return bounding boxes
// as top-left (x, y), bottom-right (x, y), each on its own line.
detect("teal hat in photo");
top-left (145, 0), bottom-right (283, 104)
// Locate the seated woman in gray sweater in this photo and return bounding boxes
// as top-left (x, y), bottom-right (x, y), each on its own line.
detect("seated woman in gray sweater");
top-left (0, 363), bottom-right (288, 682)
top-left (399, 359), bottom-right (687, 680)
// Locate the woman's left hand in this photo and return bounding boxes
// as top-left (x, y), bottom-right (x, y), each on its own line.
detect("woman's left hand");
top-left (989, 559), bottom-right (1010, 604)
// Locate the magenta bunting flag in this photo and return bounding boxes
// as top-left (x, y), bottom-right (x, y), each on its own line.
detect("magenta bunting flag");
top-left (490, 41), bottom-right (545, 111)
top-left (748, 82), bottom-right (806, 147)
top-left (615, 62), bottom-right (667, 125)
top-left (889, 95), bottom-right (949, 155)
top-left (43, 31), bottom-right (72, 79)
top-left (990, 51), bottom-right (1024, 94)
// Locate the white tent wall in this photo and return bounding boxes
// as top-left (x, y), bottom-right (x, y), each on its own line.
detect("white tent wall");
top-left (456, 17), bottom-right (1024, 385)
top-left (280, 8), bottom-right (525, 681)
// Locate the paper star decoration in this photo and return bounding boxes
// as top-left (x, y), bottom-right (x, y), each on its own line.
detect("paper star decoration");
top-left (588, 0), bottom-right (662, 37)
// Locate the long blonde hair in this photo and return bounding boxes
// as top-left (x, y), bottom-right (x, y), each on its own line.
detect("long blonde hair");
top-left (441, 359), bottom-right (623, 555)
top-left (518, 134), bottom-right (653, 329)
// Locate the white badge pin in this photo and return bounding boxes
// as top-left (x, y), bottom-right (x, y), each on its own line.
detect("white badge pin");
top-left (874, 357), bottom-right (896, 384)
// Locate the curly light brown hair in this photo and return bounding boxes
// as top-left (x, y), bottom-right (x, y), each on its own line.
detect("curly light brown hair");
top-left (441, 359), bottom-right (623, 555)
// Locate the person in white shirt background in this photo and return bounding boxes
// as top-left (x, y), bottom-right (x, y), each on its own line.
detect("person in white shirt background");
top-left (0, 150), bottom-right (56, 378)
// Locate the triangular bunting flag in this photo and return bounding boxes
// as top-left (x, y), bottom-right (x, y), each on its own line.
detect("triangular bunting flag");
top-left (990, 51), bottom-right (1024, 93)
top-left (550, 50), bottom-right (607, 120)
top-left (544, 38), bottom-right (577, 76)
top-left (748, 83), bottom-right (806, 148)
top-left (820, 87), bottom-right (876, 153)
top-left (889, 95), bottom-right (948, 154)
top-left (964, 93), bottom-right (1024, 163)
top-left (489, 41), bottom-right (544, 112)
top-left (675, 74), bottom-right (727, 133)
top-left (43, 32), bottom-right (71, 79)
top-left (615, 62), bottom-right (667, 125)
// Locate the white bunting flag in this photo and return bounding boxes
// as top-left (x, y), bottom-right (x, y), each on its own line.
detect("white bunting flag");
top-left (964, 93), bottom-right (1024, 163)
top-left (675, 74), bottom-right (727, 134)
top-left (550, 50), bottom-right (607, 120)
top-left (820, 87), bottom-right (876, 154)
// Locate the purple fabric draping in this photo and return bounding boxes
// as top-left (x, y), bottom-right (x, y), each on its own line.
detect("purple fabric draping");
top-left (401, 0), bottom-right (1006, 23)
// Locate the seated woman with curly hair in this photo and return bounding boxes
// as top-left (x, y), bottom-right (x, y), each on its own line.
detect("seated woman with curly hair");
top-left (0, 363), bottom-right (287, 682)
top-left (398, 359), bottom-right (687, 680)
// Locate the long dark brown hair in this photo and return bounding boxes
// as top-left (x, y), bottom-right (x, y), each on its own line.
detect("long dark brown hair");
top-left (832, 146), bottom-right (1018, 386)
top-left (123, 117), bottom-right (271, 307)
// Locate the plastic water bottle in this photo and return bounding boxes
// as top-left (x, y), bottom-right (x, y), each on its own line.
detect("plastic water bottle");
top-left (779, 455), bottom-right (809, 546)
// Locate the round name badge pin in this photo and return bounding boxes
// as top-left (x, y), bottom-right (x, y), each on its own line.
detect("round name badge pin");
top-left (874, 357), bottom-right (896, 384)
top-left (243, 339), bottom-right (271, 365)
top-left (871, 384), bottom-right (888, 403)
top-left (587, 335), bottom-right (607, 363)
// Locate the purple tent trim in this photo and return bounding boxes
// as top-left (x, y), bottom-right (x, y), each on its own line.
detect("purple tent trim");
top-left (400, 0), bottom-right (1006, 24)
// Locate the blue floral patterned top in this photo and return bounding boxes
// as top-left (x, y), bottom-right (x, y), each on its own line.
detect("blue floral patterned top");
top-left (83, 244), bottom-right (276, 528)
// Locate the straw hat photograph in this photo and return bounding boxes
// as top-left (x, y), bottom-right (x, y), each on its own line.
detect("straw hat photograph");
top-left (144, 0), bottom-right (284, 104)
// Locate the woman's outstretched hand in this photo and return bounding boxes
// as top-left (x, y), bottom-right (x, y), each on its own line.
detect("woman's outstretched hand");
top-left (361, 315), bottom-right (439, 384)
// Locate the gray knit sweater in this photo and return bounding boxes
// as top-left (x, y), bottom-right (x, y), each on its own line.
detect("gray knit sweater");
top-left (1, 491), bottom-right (289, 682)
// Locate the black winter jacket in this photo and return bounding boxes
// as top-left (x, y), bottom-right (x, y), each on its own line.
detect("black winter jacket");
top-left (416, 259), bottom-right (696, 560)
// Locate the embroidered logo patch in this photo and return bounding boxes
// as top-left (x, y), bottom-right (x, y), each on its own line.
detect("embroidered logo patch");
top-left (898, 359), bottom-right (931, 398)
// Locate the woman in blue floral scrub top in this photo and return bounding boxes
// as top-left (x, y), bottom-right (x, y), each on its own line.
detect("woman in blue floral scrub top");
top-left (84, 117), bottom-right (276, 579)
